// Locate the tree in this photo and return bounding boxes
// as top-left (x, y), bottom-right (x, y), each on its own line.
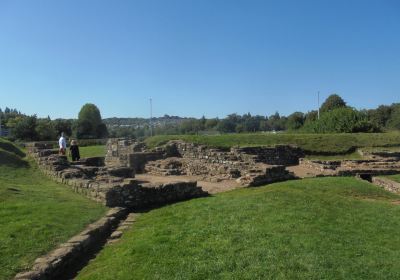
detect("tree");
top-left (53, 119), bottom-right (73, 137)
top-left (320, 94), bottom-right (347, 113)
top-left (305, 107), bottom-right (379, 133)
top-left (286, 112), bottom-right (305, 130)
top-left (13, 115), bottom-right (38, 140)
top-left (36, 119), bottom-right (57, 141)
top-left (76, 104), bottom-right (108, 139)
top-left (387, 104), bottom-right (400, 130)
top-left (205, 118), bottom-right (219, 130)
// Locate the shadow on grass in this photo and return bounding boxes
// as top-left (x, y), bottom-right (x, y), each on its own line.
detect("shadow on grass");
top-left (0, 149), bottom-right (28, 168)
top-left (0, 140), bottom-right (26, 157)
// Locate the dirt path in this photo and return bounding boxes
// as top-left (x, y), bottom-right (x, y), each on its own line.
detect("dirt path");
top-left (135, 174), bottom-right (243, 194)
top-left (287, 165), bottom-right (332, 178)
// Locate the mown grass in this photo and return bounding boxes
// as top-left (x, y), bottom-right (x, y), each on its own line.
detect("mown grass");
top-left (67, 145), bottom-right (106, 161)
top-left (146, 132), bottom-right (400, 154)
top-left (0, 139), bottom-right (107, 280)
top-left (78, 177), bottom-right (400, 280)
top-left (384, 175), bottom-right (400, 184)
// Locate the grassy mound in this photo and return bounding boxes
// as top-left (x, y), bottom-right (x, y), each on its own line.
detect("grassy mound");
top-left (0, 141), bottom-right (107, 279)
top-left (0, 149), bottom-right (28, 167)
top-left (146, 132), bottom-right (400, 154)
top-left (0, 138), bottom-right (25, 157)
top-left (78, 177), bottom-right (400, 280)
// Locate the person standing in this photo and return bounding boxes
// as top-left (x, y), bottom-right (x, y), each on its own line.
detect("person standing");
top-left (58, 132), bottom-right (67, 155)
top-left (69, 140), bottom-right (81, 161)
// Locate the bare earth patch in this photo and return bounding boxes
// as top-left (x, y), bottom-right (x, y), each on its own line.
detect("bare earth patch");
top-left (135, 174), bottom-right (243, 194)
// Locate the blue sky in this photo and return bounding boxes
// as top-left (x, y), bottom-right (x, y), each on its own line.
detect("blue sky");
top-left (0, 0), bottom-right (399, 119)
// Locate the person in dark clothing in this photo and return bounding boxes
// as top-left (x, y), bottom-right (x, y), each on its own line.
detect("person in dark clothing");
top-left (69, 140), bottom-right (80, 161)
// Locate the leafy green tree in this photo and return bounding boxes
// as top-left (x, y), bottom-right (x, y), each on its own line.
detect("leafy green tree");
top-left (217, 118), bottom-right (236, 133)
top-left (13, 116), bottom-right (38, 140)
top-left (53, 119), bottom-right (73, 137)
top-left (36, 119), bottom-right (57, 141)
top-left (76, 104), bottom-right (108, 139)
top-left (320, 94), bottom-right (347, 113)
top-left (205, 118), bottom-right (219, 130)
top-left (367, 105), bottom-right (392, 127)
top-left (286, 112), bottom-right (305, 130)
top-left (305, 107), bottom-right (379, 133)
top-left (387, 104), bottom-right (400, 130)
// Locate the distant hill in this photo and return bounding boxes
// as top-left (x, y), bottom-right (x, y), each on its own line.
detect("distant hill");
top-left (104, 115), bottom-right (190, 128)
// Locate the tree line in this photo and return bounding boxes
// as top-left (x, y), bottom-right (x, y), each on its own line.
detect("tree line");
top-left (1, 95), bottom-right (400, 141)
top-left (0, 104), bottom-right (108, 141)
top-left (109, 94), bottom-right (399, 137)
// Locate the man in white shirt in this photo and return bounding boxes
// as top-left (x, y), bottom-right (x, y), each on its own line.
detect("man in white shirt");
top-left (59, 132), bottom-right (67, 155)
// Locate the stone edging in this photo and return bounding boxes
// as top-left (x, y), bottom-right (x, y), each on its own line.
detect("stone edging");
top-left (14, 207), bottom-right (128, 280)
top-left (371, 177), bottom-right (400, 193)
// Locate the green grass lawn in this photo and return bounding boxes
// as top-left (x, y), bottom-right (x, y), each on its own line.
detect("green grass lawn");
top-left (78, 177), bottom-right (400, 280)
top-left (0, 139), bottom-right (107, 279)
top-left (146, 132), bottom-right (400, 154)
top-left (384, 175), bottom-right (400, 184)
top-left (67, 145), bottom-right (106, 160)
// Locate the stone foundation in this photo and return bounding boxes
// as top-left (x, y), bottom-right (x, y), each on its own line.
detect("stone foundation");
top-left (105, 139), bottom-right (299, 187)
top-left (299, 158), bottom-right (400, 177)
top-left (26, 143), bottom-right (207, 209)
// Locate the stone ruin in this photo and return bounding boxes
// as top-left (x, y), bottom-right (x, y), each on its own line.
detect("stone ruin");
top-left (26, 139), bottom-right (306, 209)
top-left (26, 142), bottom-right (207, 209)
top-left (299, 156), bottom-right (400, 177)
top-left (105, 139), bottom-right (303, 186)
top-left (27, 138), bottom-right (400, 209)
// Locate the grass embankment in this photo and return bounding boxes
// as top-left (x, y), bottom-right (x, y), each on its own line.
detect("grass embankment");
top-left (0, 139), bottom-right (107, 280)
top-left (78, 177), bottom-right (400, 280)
top-left (146, 132), bottom-right (400, 155)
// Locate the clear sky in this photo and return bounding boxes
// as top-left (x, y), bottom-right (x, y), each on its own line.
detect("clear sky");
top-left (0, 0), bottom-right (399, 119)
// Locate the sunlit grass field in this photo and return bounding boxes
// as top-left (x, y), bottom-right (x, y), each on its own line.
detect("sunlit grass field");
top-left (78, 177), bottom-right (400, 280)
top-left (0, 139), bottom-right (107, 279)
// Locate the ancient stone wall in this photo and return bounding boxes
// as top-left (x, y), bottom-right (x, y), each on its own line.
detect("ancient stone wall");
top-left (299, 158), bottom-right (400, 177)
top-left (105, 139), bottom-right (163, 173)
top-left (14, 208), bottom-right (128, 280)
top-left (170, 141), bottom-right (304, 166)
top-left (143, 140), bottom-right (297, 185)
top-left (26, 142), bottom-right (207, 209)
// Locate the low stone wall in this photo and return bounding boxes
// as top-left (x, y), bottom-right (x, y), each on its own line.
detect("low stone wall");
top-left (299, 159), bottom-right (341, 171)
top-left (171, 141), bottom-right (303, 166)
top-left (26, 143), bottom-right (207, 209)
top-left (358, 148), bottom-right (400, 160)
top-left (299, 158), bottom-right (400, 177)
top-left (371, 177), bottom-right (400, 193)
top-left (232, 146), bottom-right (304, 166)
top-left (14, 208), bottom-right (128, 280)
top-left (104, 139), bottom-right (299, 186)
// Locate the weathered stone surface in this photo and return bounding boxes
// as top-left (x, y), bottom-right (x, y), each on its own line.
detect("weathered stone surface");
top-left (300, 158), bottom-right (400, 177)
top-left (26, 142), bottom-right (207, 209)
